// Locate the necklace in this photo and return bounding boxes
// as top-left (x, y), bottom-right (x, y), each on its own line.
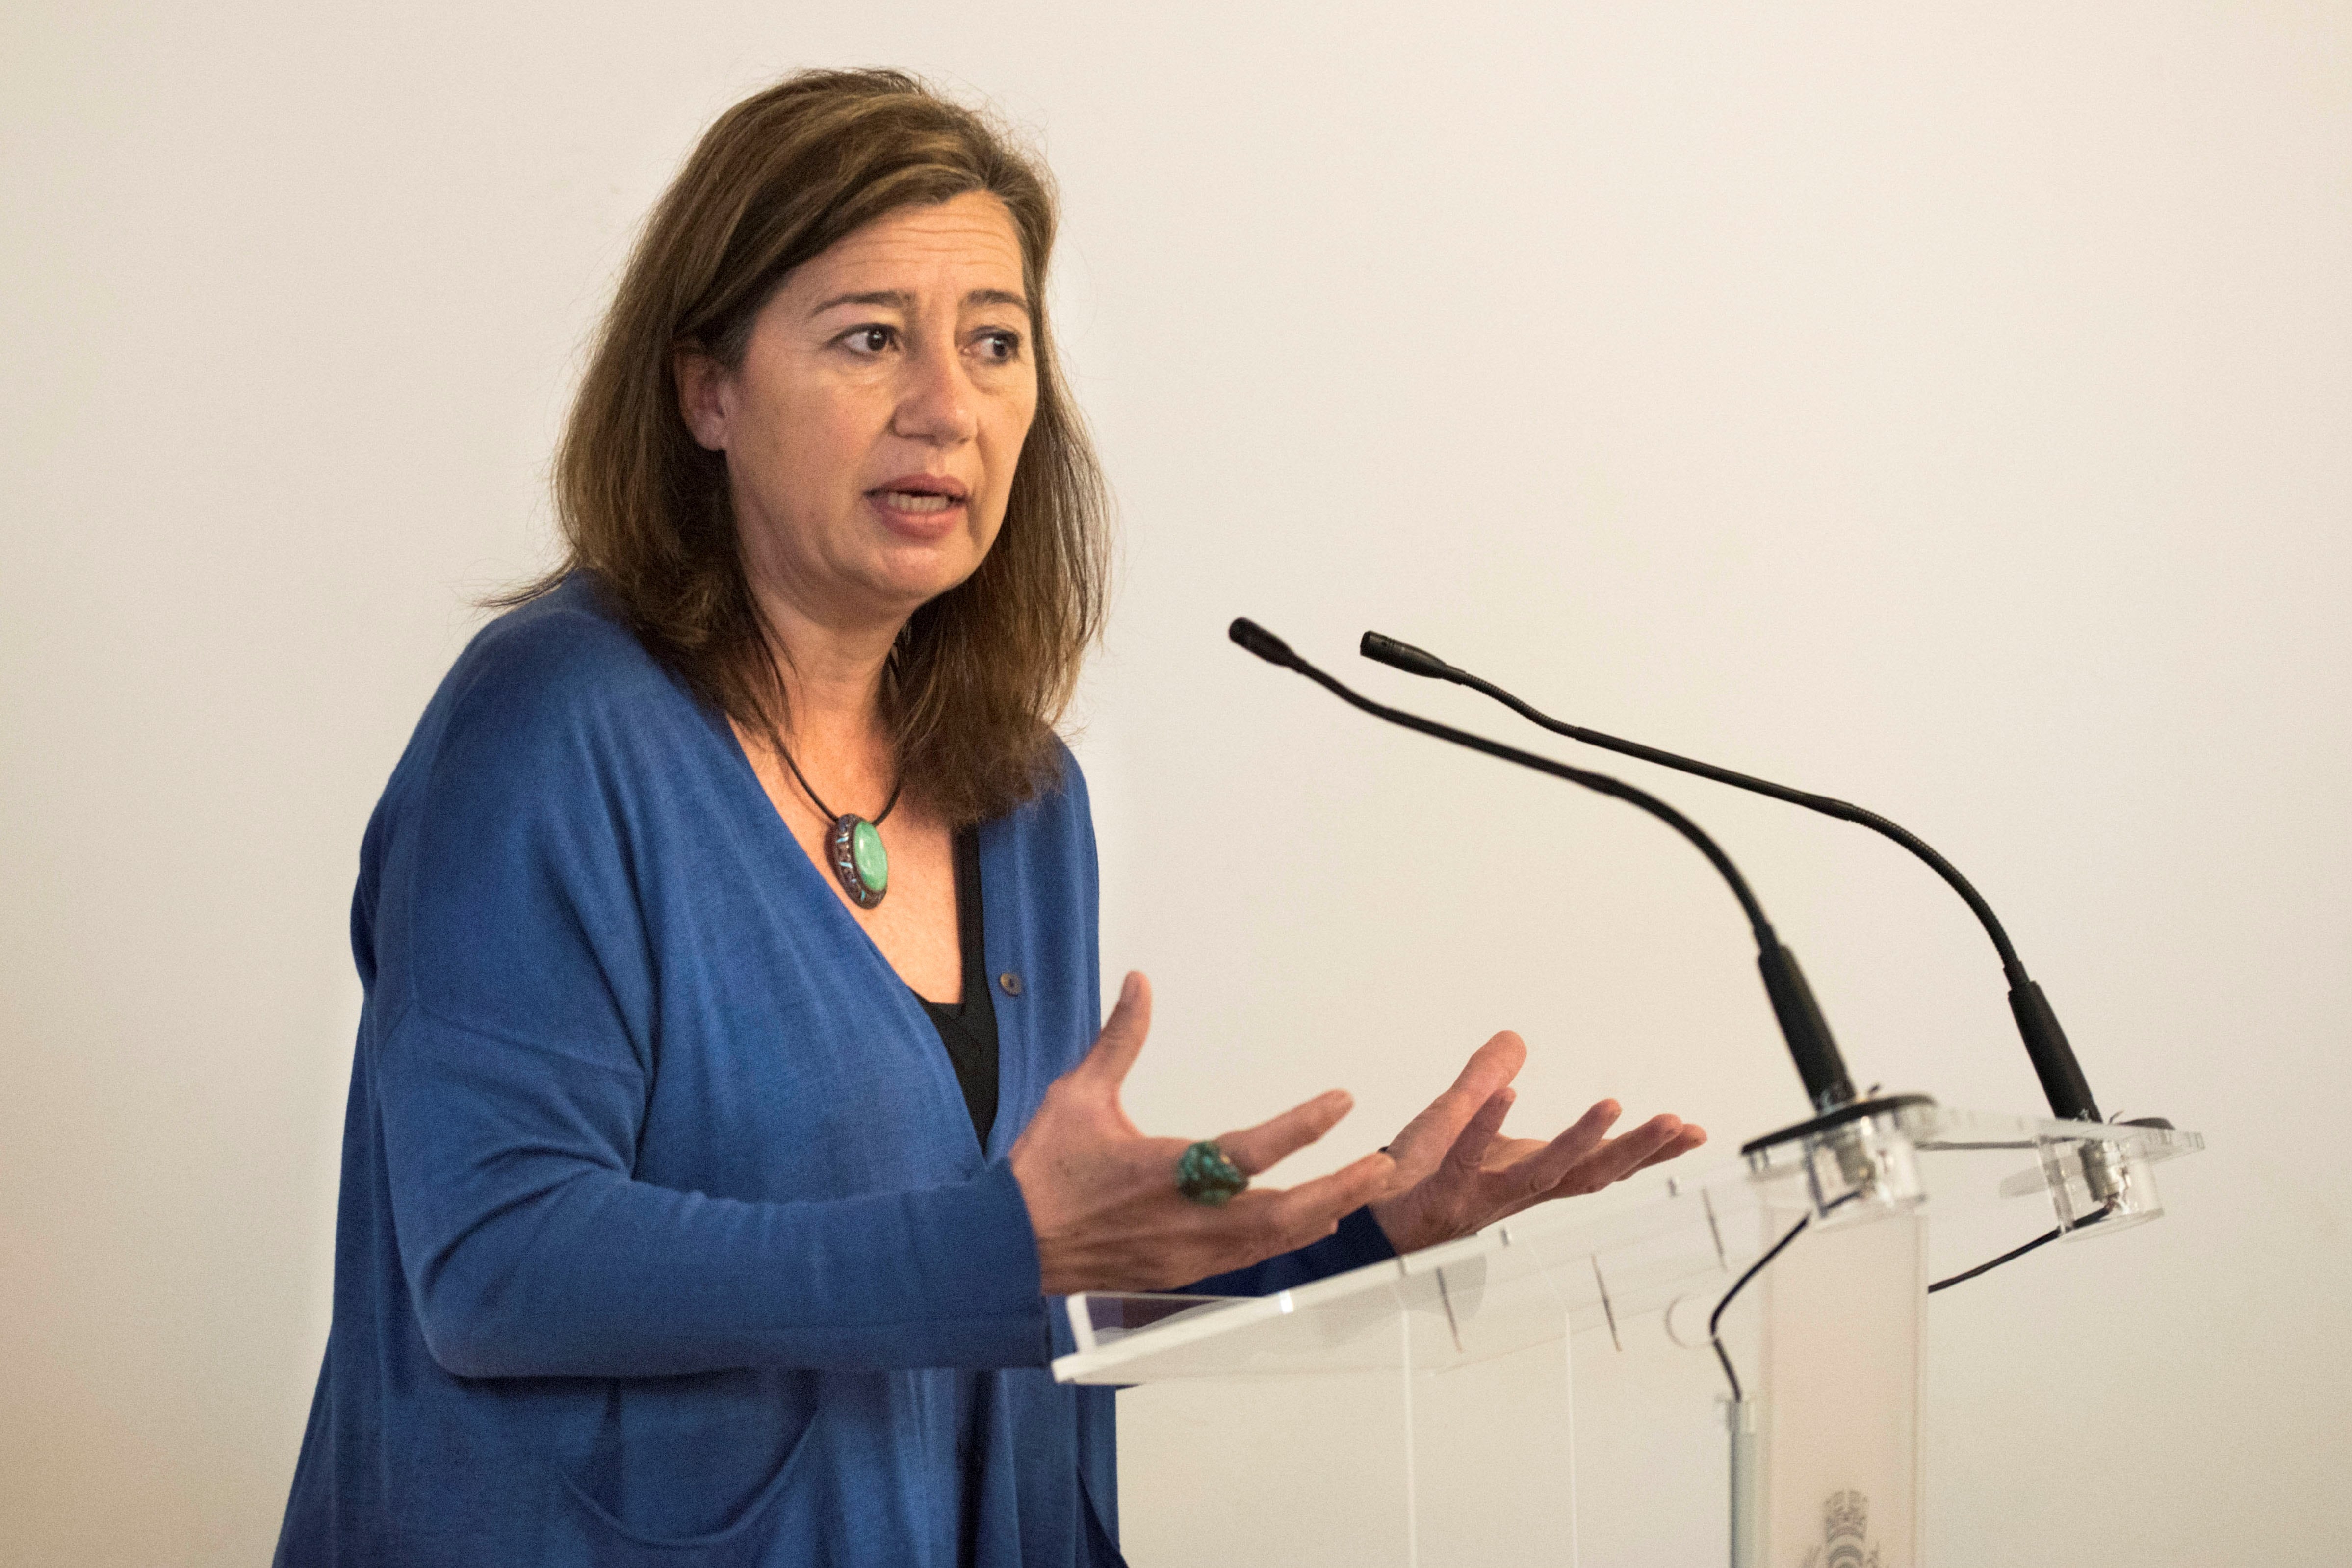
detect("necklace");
top-left (777, 745), bottom-right (904, 910)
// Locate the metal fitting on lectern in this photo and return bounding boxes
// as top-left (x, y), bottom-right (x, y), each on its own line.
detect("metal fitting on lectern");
top-left (1743, 1098), bottom-right (1933, 1224)
top-left (2039, 1134), bottom-right (2165, 1237)
top-left (1807, 1116), bottom-right (1926, 1221)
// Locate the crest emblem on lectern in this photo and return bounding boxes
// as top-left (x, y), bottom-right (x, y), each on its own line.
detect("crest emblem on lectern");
top-left (1799, 1489), bottom-right (1882, 1568)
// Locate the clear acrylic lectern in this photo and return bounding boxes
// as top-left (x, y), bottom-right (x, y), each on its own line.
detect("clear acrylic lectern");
top-left (1055, 1102), bottom-right (2201, 1567)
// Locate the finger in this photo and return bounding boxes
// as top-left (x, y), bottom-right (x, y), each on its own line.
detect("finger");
top-left (1077, 972), bottom-right (1153, 1089)
top-left (1630, 1123), bottom-right (1708, 1172)
top-left (1440, 1087), bottom-right (1514, 1181)
top-left (1217, 1089), bottom-right (1354, 1176)
top-left (1502, 1099), bottom-right (1624, 1198)
top-left (1259, 1150), bottom-right (1398, 1241)
top-left (1569, 1114), bottom-right (1688, 1191)
top-left (1383, 1032), bottom-right (1527, 1175)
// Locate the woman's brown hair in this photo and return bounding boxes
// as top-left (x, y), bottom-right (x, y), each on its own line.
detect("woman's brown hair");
top-left (511, 68), bottom-right (1109, 825)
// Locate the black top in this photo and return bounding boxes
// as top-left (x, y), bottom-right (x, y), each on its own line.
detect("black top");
top-left (915, 825), bottom-right (998, 1146)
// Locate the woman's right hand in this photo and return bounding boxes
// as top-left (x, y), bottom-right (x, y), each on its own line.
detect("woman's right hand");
top-left (1009, 972), bottom-right (1395, 1296)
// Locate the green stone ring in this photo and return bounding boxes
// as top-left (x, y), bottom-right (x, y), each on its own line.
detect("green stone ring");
top-left (827, 814), bottom-right (890, 909)
top-left (1175, 1139), bottom-right (1249, 1206)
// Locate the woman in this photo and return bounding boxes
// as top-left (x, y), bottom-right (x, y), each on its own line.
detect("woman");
top-left (275, 69), bottom-right (1704, 1568)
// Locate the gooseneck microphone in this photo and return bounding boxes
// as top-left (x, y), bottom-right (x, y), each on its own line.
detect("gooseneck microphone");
top-left (1358, 629), bottom-right (2107, 1125)
top-left (1229, 617), bottom-right (1863, 1116)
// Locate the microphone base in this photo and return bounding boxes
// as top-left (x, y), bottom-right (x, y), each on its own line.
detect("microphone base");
top-left (1741, 1094), bottom-right (1939, 1224)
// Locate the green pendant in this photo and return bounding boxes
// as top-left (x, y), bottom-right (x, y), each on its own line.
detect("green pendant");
top-left (851, 819), bottom-right (888, 894)
top-left (828, 815), bottom-right (890, 908)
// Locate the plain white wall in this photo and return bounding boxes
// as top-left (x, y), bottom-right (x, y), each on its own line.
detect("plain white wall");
top-left (4, 3), bottom-right (2346, 1562)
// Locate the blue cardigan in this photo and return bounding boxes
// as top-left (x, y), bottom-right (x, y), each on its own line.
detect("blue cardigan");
top-left (275, 576), bottom-right (1395, 1568)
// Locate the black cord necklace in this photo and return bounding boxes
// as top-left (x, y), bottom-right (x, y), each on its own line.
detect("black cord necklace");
top-left (778, 746), bottom-right (904, 910)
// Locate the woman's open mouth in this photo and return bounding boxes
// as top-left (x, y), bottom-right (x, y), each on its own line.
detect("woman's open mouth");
top-left (866, 475), bottom-right (970, 536)
top-left (876, 490), bottom-right (958, 514)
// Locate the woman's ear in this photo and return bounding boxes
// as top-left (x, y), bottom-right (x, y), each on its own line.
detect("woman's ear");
top-left (673, 346), bottom-right (731, 452)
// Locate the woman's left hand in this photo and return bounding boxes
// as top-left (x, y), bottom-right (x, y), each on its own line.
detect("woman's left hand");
top-left (1368, 1031), bottom-right (1709, 1256)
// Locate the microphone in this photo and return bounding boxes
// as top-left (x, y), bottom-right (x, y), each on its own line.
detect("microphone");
top-left (1358, 630), bottom-right (2113, 1127)
top-left (1229, 617), bottom-right (1878, 1121)
top-left (1228, 618), bottom-right (1304, 669)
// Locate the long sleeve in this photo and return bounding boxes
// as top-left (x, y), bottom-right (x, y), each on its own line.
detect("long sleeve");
top-left (376, 1007), bottom-right (1049, 1377)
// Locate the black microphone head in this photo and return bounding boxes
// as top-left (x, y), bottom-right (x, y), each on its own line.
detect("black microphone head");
top-left (1360, 630), bottom-right (1455, 681)
top-left (1228, 617), bottom-right (1302, 669)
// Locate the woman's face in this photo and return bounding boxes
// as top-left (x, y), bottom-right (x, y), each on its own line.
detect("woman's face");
top-left (679, 191), bottom-right (1040, 634)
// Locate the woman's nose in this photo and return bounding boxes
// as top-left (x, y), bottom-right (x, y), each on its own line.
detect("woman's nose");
top-left (891, 343), bottom-right (979, 445)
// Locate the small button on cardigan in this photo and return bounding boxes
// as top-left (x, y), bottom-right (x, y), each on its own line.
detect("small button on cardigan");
top-left (273, 575), bottom-right (1395, 1568)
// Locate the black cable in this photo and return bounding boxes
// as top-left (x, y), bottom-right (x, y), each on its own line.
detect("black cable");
top-left (1927, 1204), bottom-right (2113, 1294)
top-left (1711, 1198), bottom-right (2116, 1403)
top-left (1710, 1194), bottom-right (2120, 1402)
top-left (1706, 1213), bottom-right (1803, 1402)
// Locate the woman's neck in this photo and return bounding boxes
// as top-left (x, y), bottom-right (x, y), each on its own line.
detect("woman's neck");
top-left (747, 574), bottom-right (906, 801)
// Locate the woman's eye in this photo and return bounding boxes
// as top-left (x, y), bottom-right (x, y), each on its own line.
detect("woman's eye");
top-left (842, 325), bottom-right (894, 355)
top-left (974, 330), bottom-right (1022, 363)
